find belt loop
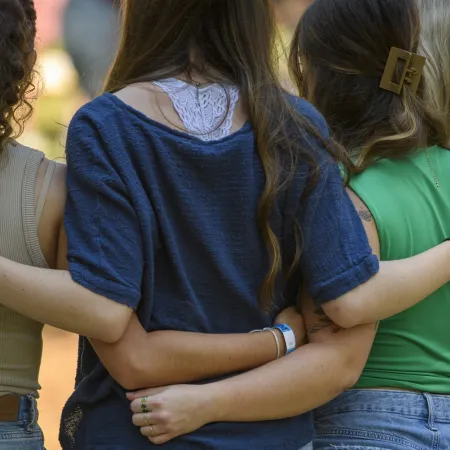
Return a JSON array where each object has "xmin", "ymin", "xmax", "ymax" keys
[
  {"xmin": 423, "ymin": 392, "xmax": 438, "ymax": 432},
  {"xmin": 26, "ymin": 394, "xmax": 39, "ymax": 431}
]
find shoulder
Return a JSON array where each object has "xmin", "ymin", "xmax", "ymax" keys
[
  {"xmin": 285, "ymin": 94, "xmax": 334, "ymax": 174},
  {"xmin": 66, "ymin": 95, "xmax": 127, "ymax": 163},
  {"xmin": 68, "ymin": 94, "xmax": 119, "ymax": 134},
  {"xmin": 346, "ymin": 187, "xmax": 380, "ymax": 257},
  {"xmin": 285, "ymin": 94, "xmax": 330, "ymax": 139},
  {"xmin": 3, "ymin": 140, "xmax": 44, "ymax": 162}
]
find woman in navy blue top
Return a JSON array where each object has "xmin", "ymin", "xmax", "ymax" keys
[{"xmin": 1, "ymin": 0, "xmax": 450, "ymax": 449}]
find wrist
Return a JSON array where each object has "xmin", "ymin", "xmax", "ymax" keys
[
  {"xmin": 272, "ymin": 328, "xmax": 287, "ymax": 355},
  {"xmin": 273, "ymin": 324, "xmax": 296, "ymax": 355},
  {"xmin": 203, "ymin": 382, "xmax": 228, "ymax": 423}
]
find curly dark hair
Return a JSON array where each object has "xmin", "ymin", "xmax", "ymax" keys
[{"xmin": 0, "ymin": 0, "xmax": 37, "ymax": 152}]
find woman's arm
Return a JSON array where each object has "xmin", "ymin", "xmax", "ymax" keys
[
  {"xmin": 0, "ymin": 249, "xmax": 298, "ymax": 386},
  {"xmin": 0, "ymin": 256, "xmax": 133, "ymax": 343},
  {"xmin": 295, "ymin": 149, "xmax": 450, "ymax": 330},
  {"xmin": 90, "ymin": 307, "xmax": 305, "ymax": 390},
  {"xmin": 203, "ymin": 299, "xmax": 376, "ymax": 421},
  {"xmin": 322, "ymin": 189, "xmax": 450, "ymax": 328},
  {"xmin": 0, "ymin": 160, "xmax": 132, "ymax": 343},
  {"xmin": 127, "ymin": 294, "xmax": 376, "ymax": 444}
]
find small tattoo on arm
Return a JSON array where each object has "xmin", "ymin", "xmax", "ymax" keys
[
  {"xmin": 358, "ymin": 209, "xmax": 373, "ymax": 222},
  {"xmin": 307, "ymin": 308, "xmax": 342, "ymax": 335}
]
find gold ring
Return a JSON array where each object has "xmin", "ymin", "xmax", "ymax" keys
[
  {"xmin": 148, "ymin": 425, "xmax": 155, "ymax": 437},
  {"xmin": 144, "ymin": 412, "xmax": 150, "ymax": 427},
  {"xmin": 140, "ymin": 396, "xmax": 149, "ymax": 414}
]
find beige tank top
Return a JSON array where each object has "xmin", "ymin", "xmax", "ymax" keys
[{"xmin": 0, "ymin": 142, "xmax": 57, "ymax": 398}]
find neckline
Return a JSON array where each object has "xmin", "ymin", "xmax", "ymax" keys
[{"xmin": 104, "ymin": 92, "xmax": 252, "ymax": 145}]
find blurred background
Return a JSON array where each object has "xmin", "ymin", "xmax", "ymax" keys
[{"xmin": 21, "ymin": 1, "xmax": 311, "ymax": 448}]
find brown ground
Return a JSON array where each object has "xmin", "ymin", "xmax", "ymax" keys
[{"xmin": 38, "ymin": 327, "xmax": 78, "ymax": 450}]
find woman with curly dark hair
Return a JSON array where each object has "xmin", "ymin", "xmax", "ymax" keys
[{"xmin": 0, "ymin": 1, "xmax": 66, "ymax": 448}]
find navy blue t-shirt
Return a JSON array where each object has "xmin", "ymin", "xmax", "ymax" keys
[{"xmin": 60, "ymin": 93, "xmax": 378, "ymax": 449}]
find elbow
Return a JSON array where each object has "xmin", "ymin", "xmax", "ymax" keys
[
  {"xmin": 93, "ymin": 324, "xmax": 127, "ymax": 345},
  {"xmin": 112, "ymin": 351, "xmax": 162, "ymax": 391},
  {"xmin": 93, "ymin": 309, "xmax": 132, "ymax": 344},
  {"xmin": 115, "ymin": 372, "xmax": 146, "ymax": 392},
  {"xmin": 109, "ymin": 355, "xmax": 147, "ymax": 391},
  {"xmin": 336, "ymin": 353, "xmax": 367, "ymax": 393},
  {"xmin": 340, "ymin": 366, "xmax": 363, "ymax": 391},
  {"xmin": 322, "ymin": 299, "xmax": 363, "ymax": 329},
  {"xmin": 328, "ymin": 364, "xmax": 364, "ymax": 398}
]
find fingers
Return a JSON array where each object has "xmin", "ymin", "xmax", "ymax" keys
[
  {"xmin": 140, "ymin": 424, "xmax": 166, "ymax": 438},
  {"xmin": 147, "ymin": 433, "xmax": 172, "ymax": 445},
  {"xmin": 130, "ymin": 395, "xmax": 159, "ymax": 413},
  {"xmin": 133, "ymin": 411, "xmax": 173, "ymax": 433},
  {"xmin": 135, "ymin": 416, "xmax": 176, "ymax": 445},
  {"xmin": 132, "ymin": 412, "xmax": 160, "ymax": 427}
]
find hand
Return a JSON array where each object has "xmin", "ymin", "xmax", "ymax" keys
[
  {"xmin": 127, "ymin": 385, "xmax": 212, "ymax": 445},
  {"xmin": 274, "ymin": 306, "xmax": 307, "ymax": 347}
]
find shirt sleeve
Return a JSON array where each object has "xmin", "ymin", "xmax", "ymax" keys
[
  {"xmin": 64, "ymin": 110, "xmax": 144, "ymax": 309},
  {"xmin": 297, "ymin": 114, "xmax": 379, "ymax": 306}
]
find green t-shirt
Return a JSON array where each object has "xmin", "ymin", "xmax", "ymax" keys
[{"xmin": 350, "ymin": 146, "xmax": 450, "ymax": 394}]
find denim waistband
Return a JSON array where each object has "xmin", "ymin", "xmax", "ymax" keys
[
  {"xmin": 315, "ymin": 389, "xmax": 450, "ymax": 423},
  {"xmin": 17, "ymin": 395, "xmax": 38, "ymax": 424}
]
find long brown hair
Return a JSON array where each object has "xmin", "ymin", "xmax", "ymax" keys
[
  {"xmin": 106, "ymin": 0, "xmax": 333, "ymax": 310},
  {"xmin": 290, "ymin": 0, "xmax": 449, "ymax": 172},
  {"xmin": 0, "ymin": 0, "xmax": 37, "ymax": 152}
]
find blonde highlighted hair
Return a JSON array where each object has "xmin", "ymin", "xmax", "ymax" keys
[
  {"xmin": 417, "ymin": 0, "xmax": 450, "ymax": 124},
  {"xmin": 290, "ymin": 0, "xmax": 449, "ymax": 172}
]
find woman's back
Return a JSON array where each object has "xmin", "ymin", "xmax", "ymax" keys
[
  {"xmin": 351, "ymin": 147, "xmax": 450, "ymax": 393},
  {"xmin": 60, "ymin": 90, "xmax": 334, "ymax": 449}
]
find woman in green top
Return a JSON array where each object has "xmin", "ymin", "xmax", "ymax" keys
[{"xmin": 290, "ymin": 0, "xmax": 450, "ymax": 448}]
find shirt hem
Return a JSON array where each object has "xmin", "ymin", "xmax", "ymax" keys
[
  {"xmin": 312, "ymin": 253, "xmax": 379, "ymax": 305},
  {"xmin": 70, "ymin": 263, "xmax": 140, "ymax": 309}
]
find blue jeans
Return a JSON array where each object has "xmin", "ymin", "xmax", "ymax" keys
[
  {"xmin": 314, "ymin": 389, "xmax": 450, "ymax": 450},
  {"xmin": 0, "ymin": 396, "xmax": 44, "ymax": 449}
]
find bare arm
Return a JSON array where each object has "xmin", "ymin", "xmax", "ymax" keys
[
  {"xmin": 202, "ymin": 296, "xmax": 375, "ymax": 422},
  {"xmin": 91, "ymin": 314, "xmax": 287, "ymax": 390},
  {"xmin": 91, "ymin": 305, "xmax": 306, "ymax": 390},
  {"xmin": 127, "ymin": 293, "xmax": 375, "ymax": 444},
  {"xmin": 0, "ymin": 162, "xmax": 132, "ymax": 344},
  {"xmin": 322, "ymin": 188, "xmax": 450, "ymax": 328},
  {"xmin": 0, "ymin": 257, "xmax": 133, "ymax": 343}
]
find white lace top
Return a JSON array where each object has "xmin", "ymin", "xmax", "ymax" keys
[{"xmin": 154, "ymin": 78, "xmax": 240, "ymax": 142}]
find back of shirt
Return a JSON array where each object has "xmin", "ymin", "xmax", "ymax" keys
[
  {"xmin": 351, "ymin": 146, "xmax": 450, "ymax": 393},
  {"xmin": 60, "ymin": 93, "xmax": 378, "ymax": 450}
]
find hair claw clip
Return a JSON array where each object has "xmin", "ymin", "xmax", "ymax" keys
[{"xmin": 380, "ymin": 47, "xmax": 426, "ymax": 95}]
